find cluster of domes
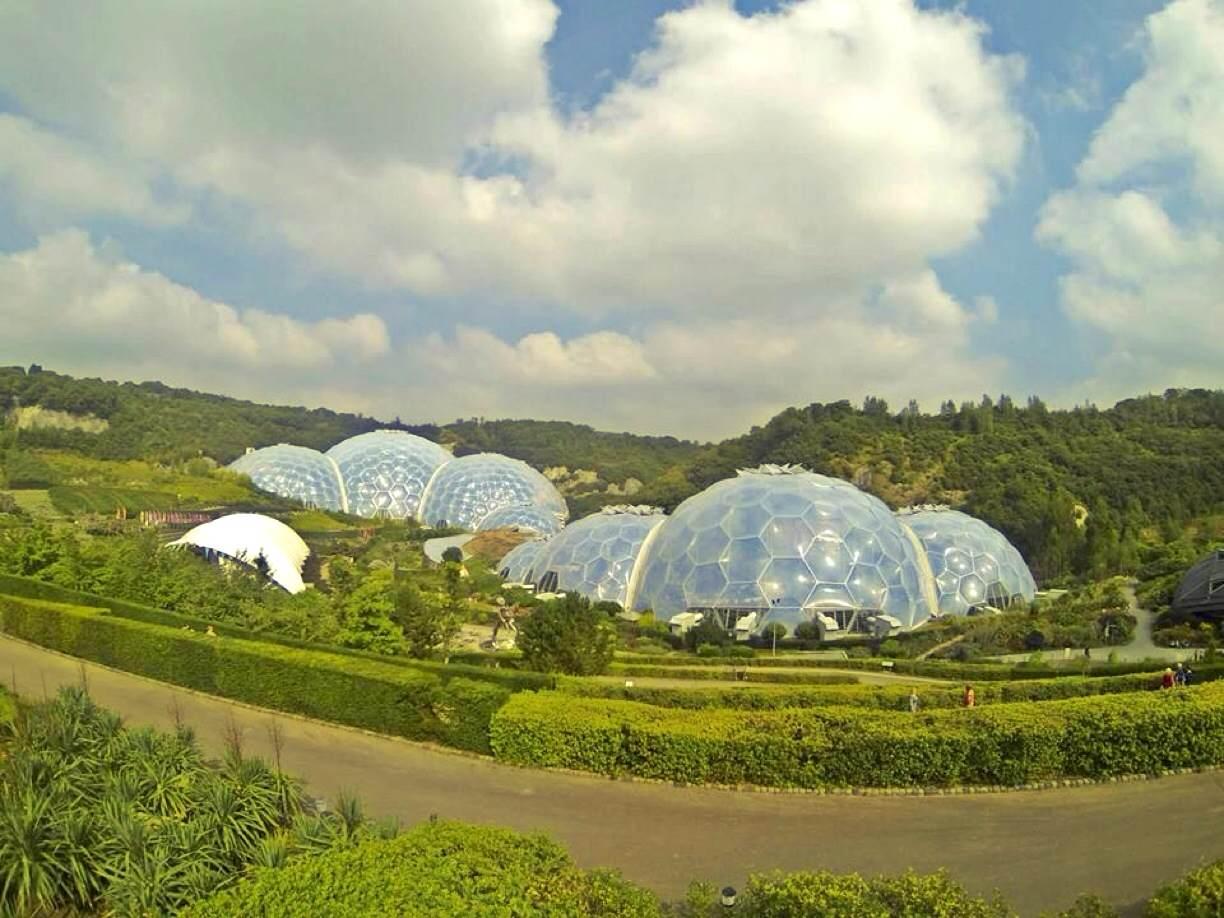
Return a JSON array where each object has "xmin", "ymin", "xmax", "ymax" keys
[
  {"xmin": 230, "ymin": 431, "xmax": 567, "ymax": 535},
  {"xmin": 504, "ymin": 467, "xmax": 1037, "ymax": 636}
]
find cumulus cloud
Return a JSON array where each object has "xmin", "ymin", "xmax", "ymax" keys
[
  {"xmin": 1038, "ymin": 0, "xmax": 1224, "ymax": 398},
  {"xmin": 0, "ymin": 115, "xmax": 186, "ymax": 225},
  {"xmin": 0, "ymin": 0, "xmax": 1027, "ymax": 435},
  {"xmin": 0, "ymin": 231, "xmax": 390, "ymax": 379}
]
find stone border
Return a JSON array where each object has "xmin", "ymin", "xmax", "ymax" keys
[{"xmin": 4, "ymin": 631, "xmax": 1220, "ymax": 798}]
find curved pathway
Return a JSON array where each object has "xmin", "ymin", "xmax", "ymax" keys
[{"xmin": 3, "ymin": 635, "xmax": 1222, "ymax": 917}]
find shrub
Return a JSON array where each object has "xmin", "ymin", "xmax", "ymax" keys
[
  {"xmin": 518, "ymin": 594, "xmax": 617, "ymax": 675},
  {"xmin": 1145, "ymin": 860, "xmax": 1224, "ymax": 917},
  {"xmin": 181, "ymin": 821, "xmax": 661, "ymax": 917},
  {"xmin": 490, "ymin": 684, "xmax": 1224, "ymax": 788},
  {"xmin": 0, "ymin": 595, "xmax": 547, "ymax": 753},
  {"xmin": 736, "ymin": 869, "xmax": 1010, "ymax": 917}
]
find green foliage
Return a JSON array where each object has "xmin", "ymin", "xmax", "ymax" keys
[
  {"xmin": 518, "ymin": 594, "xmax": 617, "ymax": 675},
  {"xmin": 440, "ymin": 545, "xmax": 463, "ymax": 563},
  {"xmin": 181, "ymin": 820, "xmax": 662, "ymax": 918},
  {"xmin": 1145, "ymin": 860, "xmax": 1224, "ymax": 917},
  {"xmin": 684, "ymin": 616, "xmax": 733, "ymax": 651},
  {"xmin": 734, "ymin": 869, "xmax": 1010, "ymax": 917},
  {"xmin": 0, "ymin": 687, "xmax": 305, "ymax": 917},
  {"xmin": 560, "ymin": 671, "xmax": 1182, "ymax": 711},
  {"xmin": 1054, "ymin": 894, "xmax": 1119, "ymax": 917},
  {"xmin": 490, "ymin": 683, "xmax": 1224, "ymax": 788},
  {"xmin": 0, "ymin": 593, "xmax": 549, "ymax": 753}
]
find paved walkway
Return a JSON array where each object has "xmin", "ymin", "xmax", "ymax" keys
[{"xmin": 3, "ymin": 635, "xmax": 1222, "ymax": 917}]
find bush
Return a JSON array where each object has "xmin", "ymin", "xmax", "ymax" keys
[
  {"xmin": 181, "ymin": 821, "xmax": 661, "ymax": 917},
  {"xmin": 736, "ymin": 869, "xmax": 1009, "ymax": 917},
  {"xmin": 0, "ymin": 595, "xmax": 548, "ymax": 753},
  {"xmin": 518, "ymin": 594, "xmax": 617, "ymax": 675},
  {"xmin": 490, "ymin": 684, "xmax": 1224, "ymax": 788},
  {"xmin": 559, "ymin": 672, "xmax": 1170, "ymax": 711},
  {"xmin": 1145, "ymin": 860, "xmax": 1224, "ymax": 917}
]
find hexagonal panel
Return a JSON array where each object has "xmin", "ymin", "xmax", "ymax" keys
[
  {"xmin": 725, "ymin": 537, "xmax": 771, "ymax": 583},
  {"xmin": 420, "ymin": 453, "xmax": 567, "ymax": 533},
  {"xmin": 230, "ymin": 444, "xmax": 345, "ymax": 512}
]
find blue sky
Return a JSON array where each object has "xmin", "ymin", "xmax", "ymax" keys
[{"xmin": 0, "ymin": 0, "xmax": 1219, "ymax": 438}]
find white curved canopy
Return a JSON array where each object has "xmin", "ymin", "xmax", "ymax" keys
[{"xmin": 169, "ymin": 514, "xmax": 310, "ymax": 593}]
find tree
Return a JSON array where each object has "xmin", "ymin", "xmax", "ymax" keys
[
  {"xmin": 684, "ymin": 616, "xmax": 731, "ymax": 651},
  {"xmin": 441, "ymin": 546, "xmax": 463, "ymax": 564},
  {"xmin": 389, "ymin": 580, "xmax": 460, "ymax": 660},
  {"xmin": 337, "ymin": 569, "xmax": 404, "ymax": 654},
  {"xmin": 517, "ymin": 594, "xmax": 616, "ymax": 675}
]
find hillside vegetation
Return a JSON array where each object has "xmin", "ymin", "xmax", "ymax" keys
[{"xmin": 3, "ymin": 365, "xmax": 1224, "ymax": 583}]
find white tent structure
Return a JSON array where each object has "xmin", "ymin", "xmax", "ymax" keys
[{"xmin": 169, "ymin": 514, "xmax": 310, "ymax": 593}]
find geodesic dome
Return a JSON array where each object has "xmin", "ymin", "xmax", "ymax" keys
[
  {"xmin": 532, "ymin": 506, "xmax": 667, "ymax": 606},
  {"xmin": 479, "ymin": 503, "xmax": 565, "ymax": 536},
  {"xmin": 499, "ymin": 539, "xmax": 549, "ymax": 583},
  {"xmin": 326, "ymin": 430, "xmax": 450, "ymax": 520},
  {"xmin": 168, "ymin": 513, "xmax": 311, "ymax": 593},
  {"xmin": 1172, "ymin": 548, "xmax": 1224, "ymax": 617},
  {"xmin": 630, "ymin": 466, "xmax": 936, "ymax": 633},
  {"xmin": 229, "ymin": 445, "xmax": 346, "ymax": 512},
  {"xmin": 419, "ymin": 453, "xmax": 567, "ymax": 532},
  {"xmin": 897, "ymin": 508, "xmax": 1037, "ymax": 616}
]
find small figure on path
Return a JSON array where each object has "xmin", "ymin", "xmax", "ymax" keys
[
  {"xmin": 1161, "ymin": 667, "xmax": 1175, "ymax": 689},
  {"xmin": 1183, "ymin": 666, "xmax": 1194, "ymax": 686},
  {"xmin": 909, "ymin": 689, "xmax": 920, "ymax": 713},
  {"xmin": 962, "ymin": 684, "xmax": 975, "ymax": 708},
  {"xmin": 1083, "ymin": 646, "xmax": 1091, "ymax": 660},
  {"xmin": 1174, "ymin": 663, "xmax": 1186, "ymax": 687}
]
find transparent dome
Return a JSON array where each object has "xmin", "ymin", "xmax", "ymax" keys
[
  {"xmin": 229, "ymin": 445, "xmax": 346, "ymax": 512},
  {"xmin": 499, "ymin": 539, "xmax": 549, "ymax": 583},
  {"xmin": 326, "ymin": 430, "xmax": 451, "ymax": 520},
  {"xmin": 479, "ymin": 503, "xmax": 565, "ymax": 536},
  {"xmin": 898, "ymin": 508, "xmax": 1037, "ymax": 616},
  {"xmin": 532, "ymin": 507, "xmax": 667, "ymax": 606},
  {"xmin": 630, "ymin": 466, "xmax": 935, "ymax": 633},
  {"xmin": 419, "ymin": 453, "xmax": 568, "ymax": 532}
]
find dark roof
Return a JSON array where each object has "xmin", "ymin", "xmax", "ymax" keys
[{"xmin": 1172, "ymin": 549, "xmax": 1224, "ymax": 616}]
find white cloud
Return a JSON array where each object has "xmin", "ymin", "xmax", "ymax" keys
[
  {"xmin": 0, "ymin": 231, "xmax": 390, "ymax": 378},
  {"xmin": 0, "ymin": 0, "xmax": 1027, "ymax": 435},
  {"xmin": 0, "ymin": 115, "xmax": 186, "ymax": 225},
  {"xmin": 1038, "ymin": 0, "xmax": 1224, "ymax": 397}
]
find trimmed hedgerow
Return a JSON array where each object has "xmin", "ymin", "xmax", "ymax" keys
[
  {"xmin": 490, "ymin": 685, "xmax": 1224, "ymax": 787},
  {"xmin": 737, "ymin": 868, "xmax": 1011, "ymax": 917},
  {"xmin": 181, "ymin": 821, "xmax": 661, "ymax": 918},
  {"xmin": 0, "ymin": 595, "xmax": 541, "ymax": 753},
  {"xmin": 608, "ymin": 663, "xmax": 860, "ymax": 685},
  {"xmin": 0, "ymin": 574, "xmax": 551, "ymax": 692},
  {"xmin": 559, "ymin": 673, "xmax": 1168, "ymax": 711},
  {"xmin": 611, "ymin": 651, "xmax": 1217, "ymax": 682},
  {"xmin": 1145, "ymin": 860, "xmax": 1224, "ymax": 918}
]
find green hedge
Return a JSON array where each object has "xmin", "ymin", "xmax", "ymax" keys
[
  {"xmin": 181, "ymin": 821, "xmax": 661, "ymax": 918},
  {"xmin": 608, "ymin": 663, "xmax": 861, "ymax": 685},
  {"xmin": 1145, "ymin": 860, "xmax": 1224, "ymax": 918},
  {"xmin": 0, "ymin": 574, "xmax": 549, "ymax": 693},
  {"xmin": 736, "ymin": 869, "xmax": 1010, "ymax": 917},
  {"xmin": 490, "ymin": 685, "xmax": 1224, "ymax": 787},
  {"xmin": 612, "ymin": 651, "xmax": 1204, "ymax": 681},
  {"xmin": 0, "ymin": 595, "xmax": 536, "ymax": 753},
  {"xmin": 559, "ymin": 672, "xmax": 1168, "ymax": 711}
]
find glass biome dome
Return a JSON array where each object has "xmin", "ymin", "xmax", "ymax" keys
[
  {"xmin": 499, "ymin": 538, "xmax": 549, "ymax": 583},
  {"xmin": 630, "ymin": 466, "xmax": 935, "ymax": 633},
  {"xmin": 419, "ymin": 453, "xmax": 568, "ymax": 532},
  {"xmin": 326, "ymin": 431, "xmax": 451, "ymax": 520},
  {"xmin": 479, "ymin": 503, "xmax": 565, "ymax": 536},
  {"xmin": 897, "ymin": 508, "xmax": 1037, "ymax": 616},
  {"xmin": 532, "ymin": 506, "xmax": 667, "ymax": 606},
  {"xmin": 229, "ymin": 445, "xmax": 346, "ymax": 512}
]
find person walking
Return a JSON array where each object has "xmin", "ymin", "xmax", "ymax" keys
[
  {"xmin": 1174, "ymin": 663, "xmax": 1186, "ymax": 687},
  {"xmin": 1161, "ymin": 667, "xmax": 1175, "ymax": 689},
  {"xmin": 962, "ymin": 684, "xmax": 975, "ymax": 708},
  {"xmin": 1183, "ymin": 666, "xmax": 1194, "ymax": 686},
  {"xmin": 909, "ymin": 689, "xmax": 920, "ymax": 713}
]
